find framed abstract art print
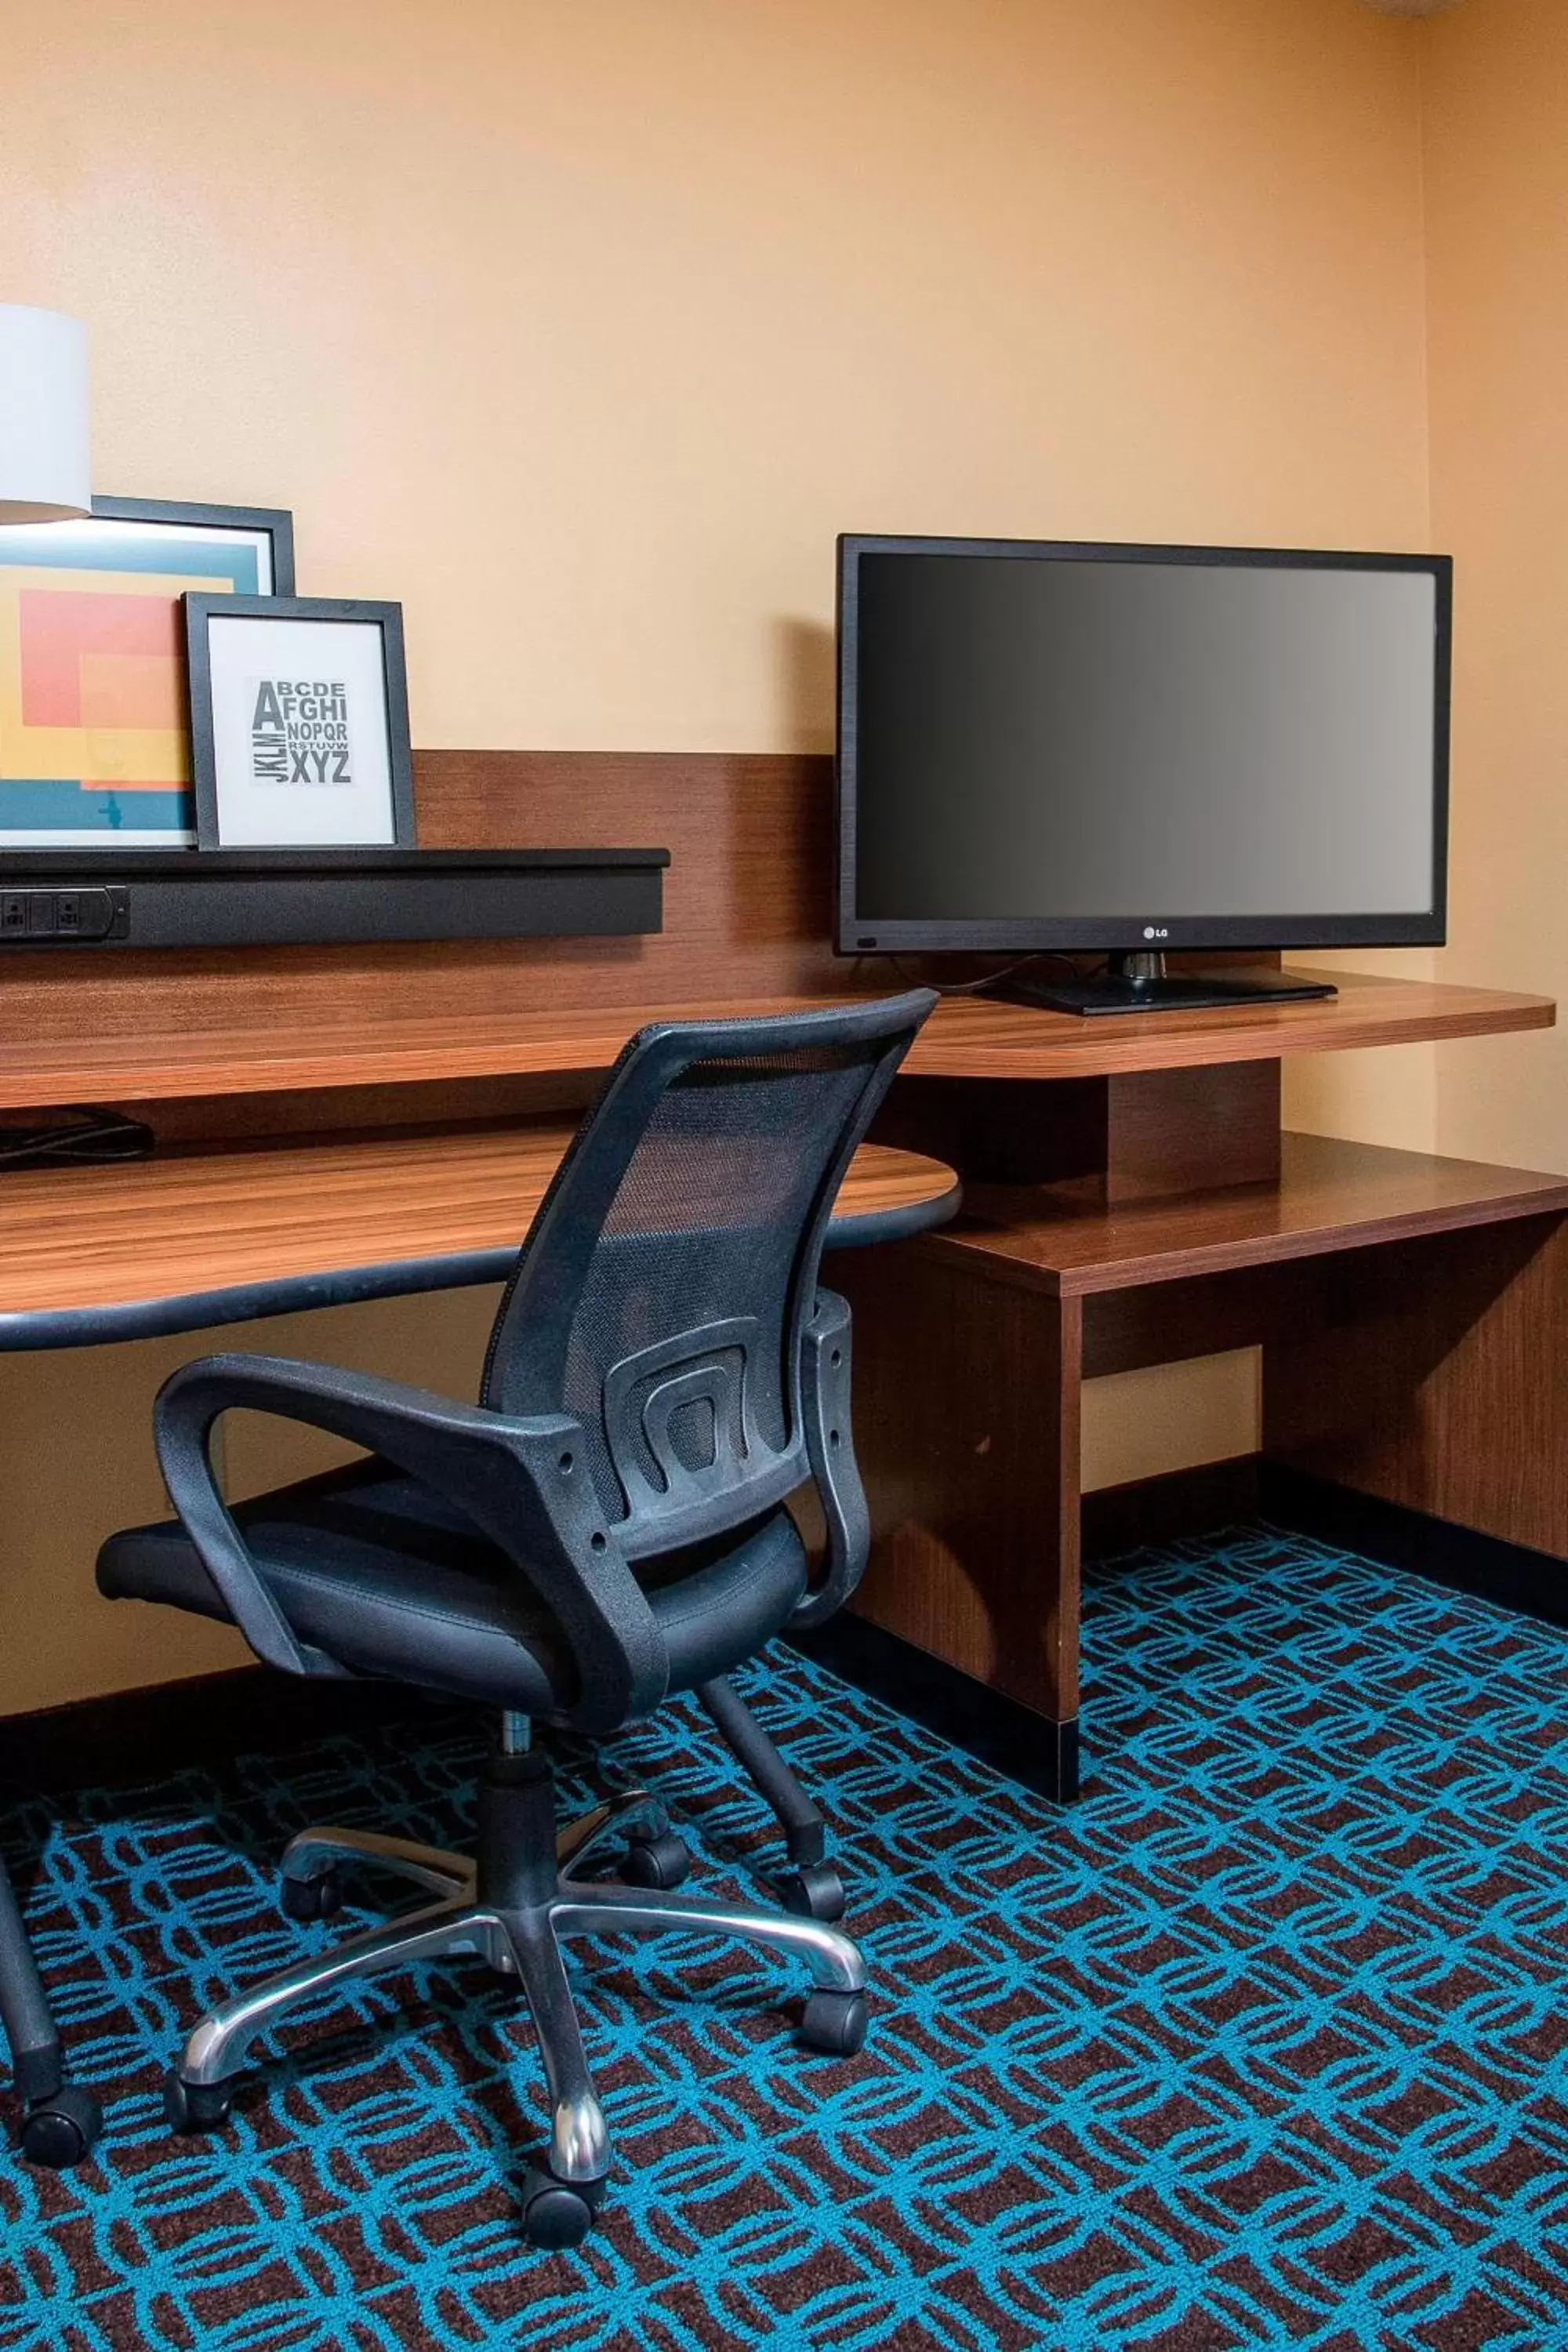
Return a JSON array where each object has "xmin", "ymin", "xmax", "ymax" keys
[{"xmin": 0, "ymin": 497, "xmax": 294, "ymax": 850}]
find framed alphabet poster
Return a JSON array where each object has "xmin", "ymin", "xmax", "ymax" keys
[
  {"xmin": 0, "ymin": 498, "xmax": 293, "ymax": 848},
  {"xmin": 183, "ymin": 594, "xmax": 415, "ymax": 849}
]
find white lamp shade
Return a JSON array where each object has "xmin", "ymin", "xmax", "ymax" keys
[{"xmin": 0, "ymin": 305, "xmax": 90, "ymax": 522}]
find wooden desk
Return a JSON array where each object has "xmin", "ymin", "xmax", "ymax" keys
[
  {"xmin": 908, "ymin": 967, "xmax": 1555, "ymax": 1079},
  {"xmin": 0, "ymin": 953, "xmax": 1553, "ymax": 1807},
  {"xmin": 0, "ymin": 1126, "xmax": 958, "ymax": 1348},
  {"xmin": 0, "ymin": 967, "xmax": 1546, "ymax": 1110},
  {"xmin": 815, "ymin": 984, "xmax": 1568, "ymax": 1804},
  {"xmin": 0, "ymin": 734, "xmax": 1555, "ymax": 1807},
  {"xmin": 935, "ymin": 1131, "xmax": 1568, "ymax": 1295}
]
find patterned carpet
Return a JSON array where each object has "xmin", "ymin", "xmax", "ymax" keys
[{"xmin": 2, "ymin": 1523, "xmax": 1567, "ymax": 2350}]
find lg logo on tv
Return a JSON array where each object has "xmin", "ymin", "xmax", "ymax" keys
[{"xmin": 1142, "ymin": 925, "xmax": 1170, "ymax": 940}]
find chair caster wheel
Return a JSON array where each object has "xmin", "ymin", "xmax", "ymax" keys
[
  {"xmin": 281, "ymin": 1867, "xmax": 343, "ymax": 1922},
  {"xmin": 621, "ymin": 1831, "xmax": 691, "ymax": 1891},
  {"xmin": 799, "ymin": 1988, "xmax": 869, "ymax": 2057},
  {"xmin": 18, "ymin": 2084, "xmax": 102, "ymax": 2168},
  {"xmin": 521, "ymin": 2162, "xmax": 604, "ymax": 2250},
  {"xmin": 163, "ymin": 2071, "xmax": 234, "ymax": 2134},
  {"xmin": 774, "ymin": 1863, "xmax": 846, "ymax": 1922}
]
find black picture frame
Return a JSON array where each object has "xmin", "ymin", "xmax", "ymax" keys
[
  {"xmin": 183, "ymin": 594, "xmax": 416, "ymax": 851},
  {"xmin": 90, "ymin": 495, "xmax": 296, "ymax": 596}
]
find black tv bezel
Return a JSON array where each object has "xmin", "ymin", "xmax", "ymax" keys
[{"xmin": 834, "ymin": 533, "xmax": 1452, "ymax": 959}]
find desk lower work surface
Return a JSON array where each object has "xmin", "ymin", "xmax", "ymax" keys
[{"xmin": 0, "ymin": 1123, "xmax": 960, "ymax": 1349}]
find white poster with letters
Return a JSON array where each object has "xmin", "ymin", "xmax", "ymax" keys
[{"xmin": 205, "ymin": 612, "xmax": 399, "ymax": 846}]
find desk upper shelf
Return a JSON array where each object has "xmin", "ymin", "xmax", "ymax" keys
[
  {"xmin": 0, "ymin": 967, "xmax": 1550, "ymax": 1109},
  {"xmin": 902, "ymin": 969, "xmax": 1555, "ymax": 1079}
]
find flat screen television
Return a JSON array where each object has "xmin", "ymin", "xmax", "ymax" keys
[{"xmin": 836, "ymin": 535, "xmax": 1451, "ymax": 1014}]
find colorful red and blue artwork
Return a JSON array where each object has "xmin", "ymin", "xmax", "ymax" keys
[{"xmin": 0, "ymin": 516, "xmax": 277, "ymax": 845}]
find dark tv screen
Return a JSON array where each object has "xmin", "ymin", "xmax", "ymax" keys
[{"xmin": 839, "ymin": 540, "xmax": 1449, "ymax": 952}]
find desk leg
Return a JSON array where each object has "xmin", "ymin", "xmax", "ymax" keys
[
  {"xmin": 827, "ymin": 1244, "xmax": 1083, "ymax": 1801},
  {"xmin": 1265, "ymin": 1213, "xmax": 1568, "ymax": 1557}
]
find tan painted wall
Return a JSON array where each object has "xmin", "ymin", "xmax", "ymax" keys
[
  {"xmin": 0, "ymin": 0, "xmax": 1434, "ymax": 1707},
  {"xmin": 1423, "ymin": 0, "xmax": 1568, "ymax": 1176}
]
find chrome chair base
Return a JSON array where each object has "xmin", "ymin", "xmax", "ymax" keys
[{"xmin": 167, "ymin": 1787, "xmax": 866, "ymax": 2227}]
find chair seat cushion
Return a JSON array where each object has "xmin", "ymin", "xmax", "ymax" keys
[{"xmin": 96, "ymin": 1457, "xmax": 809, "ymax": 1717}]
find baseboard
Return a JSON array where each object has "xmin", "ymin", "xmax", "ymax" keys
[
  {"xmin": 0, "ymin": 1666, "xmax": 419, "ymax": 1798},
  {"xmin": 1256, "ymin": 1463, "xmax": 1568, "ymax": 1631},
  {"xmin": 1082, "ymin": 1454, "xmax": 1262, "ymax": 1559},
  {"xmin": 788, "ymin": 1612, "xmax": 1080, "ymax": 1802},
  {"xmin": 1084, "ymin": 1451, "xmax": 1568, "ymax": 1631}
]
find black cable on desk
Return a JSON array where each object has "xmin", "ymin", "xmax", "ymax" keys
[{"xmin": 0, "ymin": 1108, "xmax": 154, "ymax": 1171}]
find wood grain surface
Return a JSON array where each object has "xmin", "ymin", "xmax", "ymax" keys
[
  {"xmin": 868, "ymin": 1062, "xmax": 1282, "ymax": 1197},
  {"xmin": 0, "ymin": 744, "xmax": 1543, "ymax": 1105},
  {"xmin": 0, "ymin": 750, "xmax": 841, "ymax": 1053},
  {"xmin": 831, "ymin": 1243, "xmax": 1084, "ymax": 1721},
  {"xmin": 1265, "ymin": 1214, "xmax": 1568, "ymax": 1561},
  {"xmin": 898, "ymin": 968, "xmax": 1555, "ymax": 1080},
  {"xmin": 0, "ymin": 1126, "xmax": 956, "ymax": 1322},
  {"xmin": 923, "ymin": 1131, "xmax": 1568, "ymax": 1298},
  {"xmin": 0, "ymin": 971, "xmax": 1548, "ymax": 1114}
]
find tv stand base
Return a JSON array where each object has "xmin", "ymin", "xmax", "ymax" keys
[{"xmin": 998, "ymin": 952, "xmax": 1337, "ymax": 1017}]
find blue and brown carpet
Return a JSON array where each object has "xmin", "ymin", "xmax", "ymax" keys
[{"xmin": 2, "ymin": 1523, "xmax": 1566, "ymax": 2350}]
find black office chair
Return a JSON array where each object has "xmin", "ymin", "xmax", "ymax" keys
[
  {"xmin": 0, "ymin": 1861, "xmax": 102, "ymax": 2166},
  {"xmin": 96, "ymin": 990, "xmax": 935, "ymax": 2245}
]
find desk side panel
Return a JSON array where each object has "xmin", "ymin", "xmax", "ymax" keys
[
  {"xmin": 1265, "ymin": 1213, "xmax": 1568, "ymax": 1560},
  {"xmin": 833, "ymin": 1241, "xmax": 1083, "ymax": 1724}
]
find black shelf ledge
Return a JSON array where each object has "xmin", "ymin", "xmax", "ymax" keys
[{"xmin": 0, "ymin": 848, "xmax": 670, "ymax": 951}]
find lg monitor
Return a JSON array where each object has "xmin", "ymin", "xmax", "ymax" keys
[{"xmin": 836, "ymin": 535, "xmax": 1450, "ymax": 1014}]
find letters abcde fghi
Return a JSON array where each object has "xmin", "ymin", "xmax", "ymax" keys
[{"xmin": 249, "ymin": 679, "xmax": 354, "ymax": 787}]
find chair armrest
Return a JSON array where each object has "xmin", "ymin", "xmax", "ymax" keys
[
  {"xmin": 153, "ymin": 1352, "xmax": 669, "ymax": 1733},
  {"xmin": 788, "ymin": 1290, "xmax": 869, "ymax": 1632}
]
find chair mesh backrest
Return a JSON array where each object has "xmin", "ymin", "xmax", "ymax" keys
[{"xmin": 479, "ymin": 996, "xmax": 933, "ymax": 1552}]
